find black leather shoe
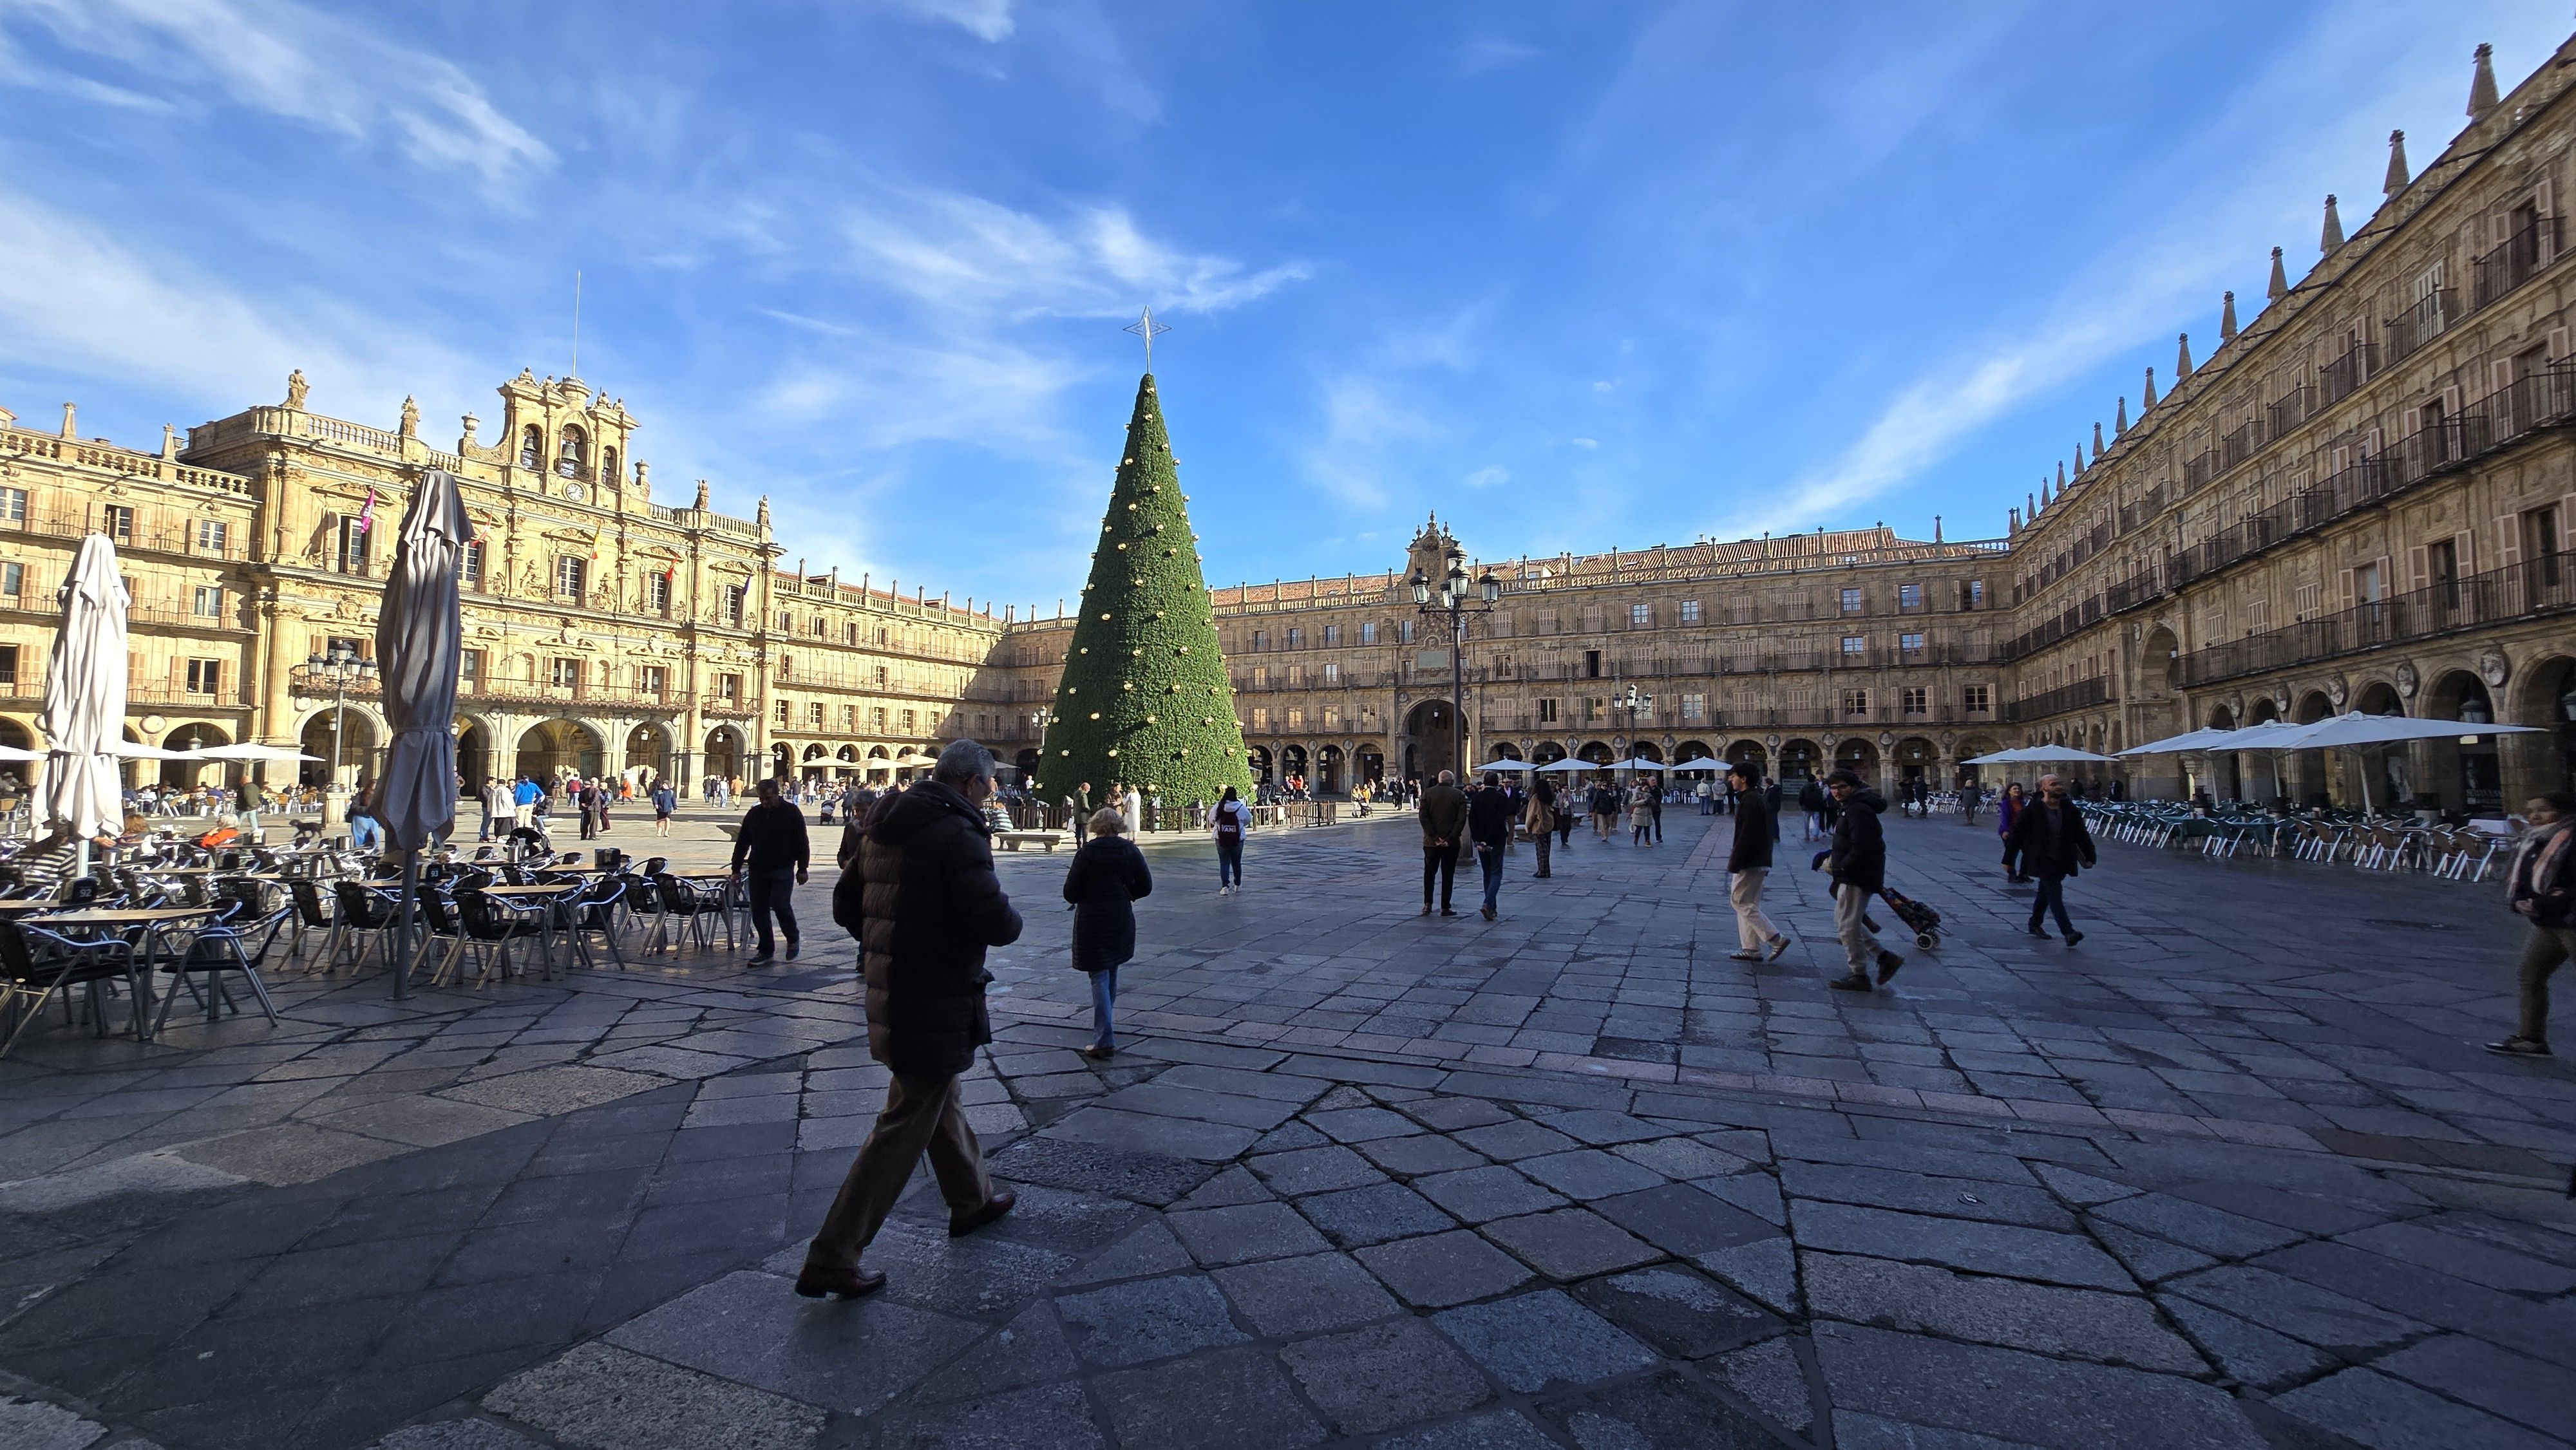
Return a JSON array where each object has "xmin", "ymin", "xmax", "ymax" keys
[
  {"xmin": 951, "ymin": 1188, "xmax": 1016, "ymax": 1237},
  {"xmin": 1875, "ymin": 951, "xmax": 1904, "ymax": 984},
  {"xmin": 784, "ymin": 939, "xmax": 801, "ymax": 960},
  {"xmin": 793, "ymin": 1263, "xmax": 886, "ymax": 1299}
]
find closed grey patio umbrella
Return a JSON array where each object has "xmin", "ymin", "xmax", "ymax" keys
[
  {"xmin": 374, "ymin": 469, "xmax": 476, "ymax": 998},
  {"xmin": 39, "ymin": 534, "xmax": 130, "ymax": 872}
]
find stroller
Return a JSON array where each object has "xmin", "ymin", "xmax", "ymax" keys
[{"xmin": 1879, "ymin": 886, "xmax": 1943, "ymax": 950}]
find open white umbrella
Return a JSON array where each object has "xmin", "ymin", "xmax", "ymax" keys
[
  {"xmin": 1611, "ymin": 757, "xmax": 1669, "ymax": 771},
  {"xmin": 39, "ymin": 535, "xmax": 129, "ymax": 863},
  {"xmin": 2263, "ymin": 711, "xmax": 2542, "ymax": 751},
  {"xmin": 1962, "ymin": 745, "xmax": 2119, "ymax": 766},
  {"xmin": 0, "ymin": 745, "xmax": 46, "ymax": 764},
  {"xmin": 374, "ymin": 470, "xmax": 475, "ymax": 998},
  {"xmin": 1473, "ymin": 758, "xmax": 1539, "ymax": 772},
  {"xmin": 1537, "ymin": 757, "xmax": 1606, "ymax": 773},
  {"xmin": 2117, "ymin": 721, "xmax": 2309, "ymax": 757},
  {"xmin": 111, "ymin": 742, "xmax": 195, "ymax": 761},
  {"xmin": 185, "ymin": 743, "xmax": 323, "ymax": 763},
  {"xmin": 1667, "ymin": 758, "xmax": 1724, "ymax": 772}
]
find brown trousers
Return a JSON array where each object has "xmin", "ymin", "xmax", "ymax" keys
[{"xmin": 803, "ymin": 1070, "xmax": 994, "ymax": 1270}]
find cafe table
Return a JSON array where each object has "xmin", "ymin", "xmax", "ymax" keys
[{"xmin": 30, "ymin": 905, "xmax": 218, "ymax": 1042}]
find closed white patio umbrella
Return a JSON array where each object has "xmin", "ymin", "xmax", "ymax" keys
[
  {"xmin": 374, "ymin": 470, "xmax": 476, "ymax": 999},
  {"xmin": 39, "ymin": 535, "xmax": 129, "ymax": 865}
]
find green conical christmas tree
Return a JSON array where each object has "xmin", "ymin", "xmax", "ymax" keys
[{"xmin": 1034, "ymin": 374, "xmax": 1252, "ymax": 808}]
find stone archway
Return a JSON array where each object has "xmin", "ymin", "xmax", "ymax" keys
[
  {"xmin": 1893, "ymin": 736, "xmax": 1937, "ymax": 784},
  {"xmin": 1248, "ymin": 745, "xmax": 1274, "ymax": 784},
  {"xmin": 301, "ymin": 708, "xmax": 381, "ymax": 787},
  {"xmin": 1779, "ymin": 738, "xmax": 1821, "ymax": 781},
  {"xmin": 1403, "ymin": 699, "xmax": 1458, "ymax": 784},
  {"xmin": 2512, "ymin": 654, "xmax": 2576, "ymax": 795},
  {"xmin": 1355, "ymin": 746, "xmax": 1384, "ymax": 785},
  {"xmin": 516, "ymin": 719, "xmax": 604, "ymax": 782},
  {"xmin": 624, "ymin": 723, "xmax": 672, "ymax": 784},
  {"xmin": 2424, "ymin": 669, "xmax": 2503, "ymax": 813},
  {"xmin": 1532, "ymin": 741, "xmax": 1568, "ymax": 765},
  {"xmin": 457, "ymin": 717, "xmax": 495, "ymax": 790},
  {"xmin": 1835, "ymin": 737, "xmax": 1880, "ymax": 781},
  {"xmin": 1318, "ymin": 744, "xmax": 1345, "ymax": 795},
  {"xmin": 2136, "ymin": 624, "xmax": 2183, "ymax": 742},
  {"xmin": 159, "ymin": 721, "xmax": 231, "ymax": 789},
  {"xmin": 703, "ymin": 726, "xmax": 744, "ymax": 784}
]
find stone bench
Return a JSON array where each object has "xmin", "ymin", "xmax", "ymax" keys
[{"xmin": 995, "ymin": 831, "xmax": 1070, "ymax": 852}]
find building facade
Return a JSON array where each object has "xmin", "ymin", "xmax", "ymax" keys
[{"xmin": 3, "ymin": 40, "xmax": 2571, "ymax": 814}]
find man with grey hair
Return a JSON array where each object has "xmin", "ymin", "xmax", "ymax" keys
[
  {"xmin": 1418, "ymin": 768, "xmax": 1467, "ymax": 917},
  {"xmin": 800, "ymin": 738, "xmax": 1023, "ymax": 1299}
]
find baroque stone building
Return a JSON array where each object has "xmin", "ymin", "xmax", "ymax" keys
[{"xmin": 3, "ymin": 39, "xmax": 2571, "ymax": 816}]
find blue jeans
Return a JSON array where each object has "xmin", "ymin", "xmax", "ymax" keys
[
  {"xmin": 2030, "ymin": 874, "xmax": 2075, "ymax": 936},
  {"xmin": 1217, "ymin": 836, "xmax": 1243, "ymax": 888},
  {"xmin": 1477, "ymin": 843, "xmax": 1503, "ymax": 910},
  {"xmin": 349, "ymin": 816, "xmax": 381, "ymax": 852},
  {"xmin": 1089, "ymin": 965, "xmax": 1118, "ymax": 1050}
]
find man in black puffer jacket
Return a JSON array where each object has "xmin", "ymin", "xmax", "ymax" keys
[
  {"xmin": 1817, "ymin": 769, "xmax": 1902, "ymax": 992},
  {"xmin": 1725, "ymin": 764, "xmax": 1790, "ymax": 963},
  {"xmin": 797, "ymin": 740, "xmax": 1023, "ymax": 1300}
]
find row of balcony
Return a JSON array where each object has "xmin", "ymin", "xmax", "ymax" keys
[
  {"xmin": 2175, "ymin": 548, "xmax": 2576, "ymax": 688},
  {"xmin": 2005, "ymin": 360, "xmax": 2576, "ymax": 668}
]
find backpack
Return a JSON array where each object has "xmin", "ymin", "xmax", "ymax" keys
[{"xmin": 1215, "ymin": 802, "xmax": 1244, "ymax": 842}]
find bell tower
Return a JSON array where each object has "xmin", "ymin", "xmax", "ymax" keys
[{"xmin": 495, "ymin": 371, "xmax": 638, "ymax": 503}]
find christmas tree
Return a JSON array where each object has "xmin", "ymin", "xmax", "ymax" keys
[{"xmin": 1034, "ymin": 373, "xmax": 1252, "ymax": 809}]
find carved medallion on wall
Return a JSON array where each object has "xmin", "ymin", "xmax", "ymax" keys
[
  {"xmin": 2478, "ymin": 651, "xmax": 2510, "ymax": 688},
  {"xmin": 2394, "ymin": 662, "xmax": 2420, "ymax": 699}
]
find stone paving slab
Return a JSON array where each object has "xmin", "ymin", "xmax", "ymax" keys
[{"xmin": 0, "ymin": 809, "xmax": 2570, "ymax": 1446}]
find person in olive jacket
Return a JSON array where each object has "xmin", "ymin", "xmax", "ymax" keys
[
  {"xmin": 798, "ymin": 740, "xmax": 1023, "ymax": 1301},
  {"xmin": 1063, "ymin": 805, "xmax": 1152, "ymax": 1059}
]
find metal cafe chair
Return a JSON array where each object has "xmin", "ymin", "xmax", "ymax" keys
[
  {"xmin": 149, "ymin": 899, "xmax": 290, "ymax": 1035},
  {"xmin": 0, "ymin": 918, "xmax": 146, "ymax": 1055}
]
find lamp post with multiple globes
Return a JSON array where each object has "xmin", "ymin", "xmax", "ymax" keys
[{"xmin": 1408, "ymin": 561, "xmax": 1502, "ymax": 783}]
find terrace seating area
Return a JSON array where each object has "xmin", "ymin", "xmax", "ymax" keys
[{"xmin": 2078, "ymin": 800, "xmax": 2518, "ymax": 882}]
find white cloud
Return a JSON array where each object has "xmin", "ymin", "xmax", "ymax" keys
[
  {"xmin": 1569, "ymin": 437, "xmax": 1599, "ymax": 449},
  {"xmin": 0, "ymin": 0, "xmax": 553, "ymax": 187},
  {"xmin": 1591, "ymin": 379, "xmax": 1615, "ymax": 393},
  {"xmin": 1463, "ymin": 465, "xmax": 1509, "ymax": 489},
  {"xmin": 877, "ymin": 0, "xmax": 1016, "ymax": 42},
  {"xmin": 0, "ymin": 181, "xmax": 478, "ymax": 427},
  {"xmin": 839, "ymin": 185, "xmax": 1309, "ymax": 319}
]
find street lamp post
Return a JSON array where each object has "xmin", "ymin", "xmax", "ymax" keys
[
  {"xmin": 1618, "ymin": 683, "xmax": 1654, "ymax": 763},
  {"xmin": 1409, "ymin": 562, "xmax": 1502, "ymax": 782},
  {"xmin": 296, "ymin": 643, "xmax": 377, "ymax": 822}
]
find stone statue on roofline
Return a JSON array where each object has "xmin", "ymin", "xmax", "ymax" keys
[{"xmin": 284, "ymin": 370, "xmax": 309, "ymax": 409}]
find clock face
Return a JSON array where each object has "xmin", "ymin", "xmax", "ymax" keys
[{"xmin": 564, "ymin": 482, "xmax": 586, "ymax": 504}]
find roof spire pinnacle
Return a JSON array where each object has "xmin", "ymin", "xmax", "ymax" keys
[
  {"xmin": 2267, "ymin": 246, "xmax": 2289, "ymax": 303},
  {"xmin": 2116, "ymin": 396, "xmax": 2128, "ymax": 434},
  {"xmin": 2468, "ymin": 42, "xmax": 2500, "ymax": 123},
  {"xmin": 2320, "ymin": 194, "xmax": 2345, "ymax": 254},
  {"xmin": 2092, "ymin": 420, "xmax": 2106, "ymax": 458},
  {"xmin": 2221, "ymin": 290, "xmax": 2239, "ymax": 341},
  {"xmin": 2143, "ymin": 366, "xmax": 2157, "ymax": 408},
  {"xmin": 2176, "ymin": 331, "xmax": 2194, "ymax": 378},
  {"xmin": 2384, "ymin": 129, "xmax": 2411, "ymax": 196}
]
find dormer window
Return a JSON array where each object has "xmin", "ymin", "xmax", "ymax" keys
[{"xmin": 519, "ymin": 426, "xmax": 542, "ymax": 468}]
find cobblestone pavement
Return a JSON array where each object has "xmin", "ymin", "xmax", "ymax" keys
[{"xmin": 0, "ymin": 806, "xmax": 2571, "ymax": 1449}]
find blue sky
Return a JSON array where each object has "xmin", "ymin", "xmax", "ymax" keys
[{"xmin": 0, "ymin": 2, "xmax": 2568, "ymax": 614}]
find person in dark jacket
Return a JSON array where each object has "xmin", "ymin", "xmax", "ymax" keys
[
  {"xmin": 2491, "ymin": 790, "xmax": 2576, "ymax": 1057},
  {"xmin": 730, "ymin": 778, "xmax": 811, "ymax": 964},
  {"xmin": 2002, "ymin": 773, "xmax": 2098, "ymax": 945},
  {"xmin": 1764, "ymin": 777, "xmax": 1783, "ymax": 842},
  {"xmin": 1527, "ymin": 778, "xmax": 1558, "ymax": 878},
  {"xmin": 1995, "ymin": 782, "xmax": 2027, "ymax": 879},
  {"xmin": 1815, "ymin": 770, "xmax": 1902, "ymax": 991},
  {"xmin": 799, "ymin": 740, "xmax": 1022, "ymax": 1300},
  {"xmin": 1064, "ymin": 805, "xmax": 1151, "ymax": 1059},
  {"xmin": 1418, "ymin": 769, "xmax": 1467, "ymax": 916},
  {"xmin": 1726, "ymin": 764, "xmax": 1791, "ymax": 962},
  {"xmin": 1798, "ymin": 777, "xmax": 1828, "ymax": 841},
  {"xmin": 836, "ymin": 784, "xmax": 882, "ymax": 868},
  {"xmin": 1466, "ymin": 774, "xmax": 1513, "ymax": 920}
]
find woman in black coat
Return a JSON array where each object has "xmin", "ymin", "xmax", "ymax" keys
[{"xmin": 1063, "ymin": 806, "xmax": 1151, "ymax": 1059}]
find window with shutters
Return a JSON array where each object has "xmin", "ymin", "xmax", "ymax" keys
[
  {"xmin": 185, "ymin": 659, "xmax": 222, "ymax": 695},
  {"xmin": 1629, "ymin": 603, "xmax": 1652, "ymax": 626},
  {"xmin": 1321, "ymin": 624, "xmax": 1339, "ymax": 645},
  {"xmin": 0, "ymin": 563, "xmax": 18, "ymax": 600},
  {"xmin": 901, "ymin": 709, "xmax": 917, "ymax": 732},
  {"xmin": 1251, "ymin": 706, "xmax": 1270, "ymax": 731},
  {"xmin": 0, "ymin": 488, "xmax": 24, "ymax": 525},
  {"xmin": 1538, "ymin": 698, "xmax": 1559, "ymax": 723},
  {"xmin": 1898, "ymin": 583, "xmax": 1924, "ymax": 610},
  {"xmin": 460, "ymin": 650, "xmax": 483, "ymax": 693},
  {"xmin": 1679, "ymin": 600, "xmax": 1701, "ymax": 624},
  {"xmin": 1964, "ymin": 684, "xmax": 1992, "ymax": 714},
  {"xmin": 1839, "ymin": 587, "xmax": 1863, "ymax": 614},
  {"xmin": 717, "ymin": 673, "xmax": 742, "ymax": 701},
  {"xmin": 1323, "ymin": 662, "xmax": 1340, "ymax": 684},
  {"xmin": 647, "ymin": 572, "xmax": 671, "ymax": 614},
  {"xmin": 1841, "ymin": 688, "xmax": 1870, "ymax": 717},
  {"xmin": 2428, "ymin": 538, "xmax": 2460, "ymax": 608},
  {"xmin": 549, "ymin": 657, "xmax": 582, "ymax": 690},
  {"xmin": 1841, "ymin": 636, "xmax": 1866, "ymax": 656},
  {"xmin": 555, "ymin": 556, "xmax": 587, "ymax": 599},
  {"xmin": 2528, "ymin": 504, "xmax": 2564, "ymax": 587},
  {"xmin": 196, "ymin": 519, "xmax": 229, "ymax": 555},
  {"xmin": 1322, "ymin": 706, "xmax": 1340, "ymax": 729},
  {"xmin": 723, "ymin": 585, "xmax": 746, "ymax": 626},
  {"xmin": 1582, "ymin": 649, "xmax": 1602, "ymax": 677},
  {"xmin": 102, "ymin": 505, "xmax": 133, "ymax": 543},
  {"xmin": 809, "ymin": 702, "xmax": 826, "ymax": 726},
  {"xmin": 1359, "ymin": 621, "xmax": 1378, "ymax": 645},
  {"xmin": 1681, "ymin": 693, "xmax": 1705, "ymax": 721},
  {"xmin": 639, "ymin": 666, "xmax": 667, "ymax": 699},
  {"xmin": 776, "ymin": 699, "xmax": 790, "ymax": 726},
  {"xmin": 334, "ymin": 515, "xmax": 368, "ymax": 575},
  {"xmin": 1899, "ymin": 632, "xmax": 1925, "ymax": 655},
  {"xmin": 460, "ymin": 540, "xmax": 483, "ymax": 586},
  {"xmin": 193, "ymin": 585, "xmax": 223, "ymax": 619},
  {"xmin": 870, "ymin": 705, "xmax": 887, "ymax": 731},
  {"xmin": 842, "ymin": 704, "xmax": 856, "ymax": 730}
]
